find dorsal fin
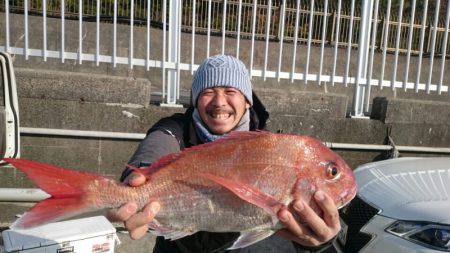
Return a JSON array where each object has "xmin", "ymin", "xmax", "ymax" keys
[
  {"xmin": 182, "ymin": 130, "xmax": 271, "ymax": 154},
  {"xmin": 132, "ymin": 152, "xmax": 183, "ymax": 179},
  {"xmin": 139, "ymin": 131, "xmax": 272, "ymax": 178}
]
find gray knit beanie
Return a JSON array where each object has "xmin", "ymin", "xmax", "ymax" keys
[{"xmin": 191, "ymin": 55, "xmax": 253, "ymax": 106}]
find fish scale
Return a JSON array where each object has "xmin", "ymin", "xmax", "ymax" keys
[{"xmin": 4, "ymin": 131, "xmax": 357, "ymax": 249}]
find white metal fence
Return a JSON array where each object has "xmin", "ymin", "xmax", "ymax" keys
[{"xmin": 0, "ymin": 0, "xmax": 449, "ymax": 116}]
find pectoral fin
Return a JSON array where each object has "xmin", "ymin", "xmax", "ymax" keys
[
  {"xmin": 199, "ymin": 173, "xmax": 282, "ymax": 223},
  {"xmin": 228, "ymin": 229, "xmax": 275, "ymax": 249},
  {"xmin": 148, "ymin": 221, "xmax": 194, "ymax": 240}
]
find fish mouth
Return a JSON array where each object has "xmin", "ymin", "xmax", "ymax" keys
[{"xmin": 338, "ymin": 185, "xmax": 358, "ymax": 209}]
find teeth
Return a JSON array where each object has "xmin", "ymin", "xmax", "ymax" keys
[{"xmin": 211, "ymin": 113, "xmax": 230, "ymax": 119}]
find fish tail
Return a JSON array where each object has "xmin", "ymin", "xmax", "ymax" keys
[{"xmin": 4, "ymin": 158, "xmax": 107, "ymax": 229}]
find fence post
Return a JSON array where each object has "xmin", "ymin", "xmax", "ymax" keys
[
  {"xmin": 329, "ymin": 11, "xmax": 336, "ymax": 44},
  {"xmin": 277, "ymin": 0, "xmax": 284, "ymax": 41},
  {"xmin": 352, "ymin": 0, "xmax": 374, "ymax": 117},
  {"xmin": 162, "ymin": 0, "xmax": 183, "ymax": 107},
  {"xmin": 426, "ymin": 23, "xmax": 432, "ymax": 54}
]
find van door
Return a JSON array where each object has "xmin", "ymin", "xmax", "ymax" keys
[{"xmin": 0, "ymin": 52, "xmax": 20, "ymax": 160}]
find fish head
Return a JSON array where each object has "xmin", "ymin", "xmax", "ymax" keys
[{"xmin": 295, "ymin": 136, "xmax": 357, "ymax": 209}]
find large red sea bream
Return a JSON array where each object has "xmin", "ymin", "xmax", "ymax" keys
[{"xmin": 4, "ymin": 131, "xmax": 357, "ymax": 249}]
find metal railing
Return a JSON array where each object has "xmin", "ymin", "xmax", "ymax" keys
[
  {"xmin": 0, "ymin": 0, "xmax": 449, "ymax": 114},
  {"xmin": 3, "ymin": 0, "xmax": 450, "ymax": 55}
]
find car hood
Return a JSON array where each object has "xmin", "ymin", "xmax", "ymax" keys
[{"xmin": 354, "ymin": 157, "xmax": 450, "ymax": 224}]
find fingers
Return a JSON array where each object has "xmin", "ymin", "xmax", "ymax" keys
[
  {"xmin": 123, "ymin": 172, "xmax": 146, "ymax": 187},
  {"xmin": 108, "ymin": 172, "xmax": 146, "ymax": 222},
  {"xmin": 107, "ymin": 202, "xmax": 138, "ymax": 222},
  {"xmin": 314, "ymin": 191, "xmax": 341, "ymax": 232},
  {"xmin": 106, "ymin": 200, "xmax": 160, "ymax": 240},
  {"xmin": 277, "ymin": 207, "xmax": 312, "ymax": 239},
  {"xmin": 108, "ymin": 171, "xmax": 158, "ymax": 240},
  {"xmin": 293, "ymin": 199, "xmax": 330, "ymax": 241},
  {"xmin": 129, "ymin": 223, "xmax": 151, "ymax": 240},
  {"xmin": 125, "ymin": 202, "xmax": 160, "ymax": 240},
  {"xmin": 277, "ymin": 191, "xmax": 341, "ymax": 247},
  {"xmin": 277, "ymin": 208, "xmax": 320, "ymax": 246}
]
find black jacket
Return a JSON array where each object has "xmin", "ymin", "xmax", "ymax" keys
[{"xmin": 122, "ymin": 93, "xmax": 334, "ymax": 253}]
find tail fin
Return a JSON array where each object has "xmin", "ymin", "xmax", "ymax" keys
[{"xmin": 4, "ymin": 158, "xmax": 107, "ymax": 229}]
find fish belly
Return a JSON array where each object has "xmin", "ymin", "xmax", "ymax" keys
[{"xmin": 154, "ymin": 188, "xmax": 274, "ymax": 233}]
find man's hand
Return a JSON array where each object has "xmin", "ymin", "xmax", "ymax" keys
[
  {"xmin": 276, "ymin": 191, "xmax": 340, "ymax": 247},
  {"xmin": 107, "ymin": 172, "xmax": 160, "ymax": 240}
]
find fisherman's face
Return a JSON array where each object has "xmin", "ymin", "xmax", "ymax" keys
[{"xmin": 197, "ymin": 87, "xmax": 250, "ymax": 135}]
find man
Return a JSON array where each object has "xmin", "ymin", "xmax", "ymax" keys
[{"xmin": 108, "ymin": 55, "xmax": 340, "ymax": 252}]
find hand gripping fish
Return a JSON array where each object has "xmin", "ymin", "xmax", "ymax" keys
[{"xmin": 4, "ymin": 131, "xmax": 357, "ymax": 249}]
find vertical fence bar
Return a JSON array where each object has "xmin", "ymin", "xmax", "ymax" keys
[
  {"xmin": 426, "ymin": 0, "xmax": 441, "ymax": 94},
  {"xmin": 379, "ymin": 0, "xmax": 392, "ymax": 88},
  {"xmin": 263, "ymin": 0, "xmax": 272, "ymax": 81},
  {"xmin": 5, "ymin": 0, "xmax": 10, "ymax": 52},
  {"xmin": 305, "ymin": 0, "xmax": 315, "ymax": 84},
  {"xmin": 438, "ymin": 0, "xmax": 450, "ymax": 94},
  {"xmin": 318, "ymin": 0, "xmax": 328, "ymax": 84},
  {"xmin": 236, "ymin": 0, "xmax": 243, "ymax": 59},
  {"xmin": 290, "ymin": 0, "xmax": 301, "ymax": 83},
  {"xmin": 415, "ymin": 0, "xmax": 429, "ymax": 92},
  {"xmin": 277, "ymin": 0, "xmax": 286, "ymax": 82},
  {"xmin": 165, "ymin": 0, "xmax": 181, "ymax": 105},
  {"xmin": 167, "ymin": 0, "xmax": 181, "ymax": 105},
  {"xmin": 146, "ymin": 0, "xmax": 151, "ymax": 71},
  {"xmin": 78, "ymin": 0, "xmax": 82, "ymax": 64},
  {"xmin": 191, "ymin": 0, "xmax": 196, "ymax": 74},
  {"xmin": 207, "ymin": 0, "xmax": 212, "ymax": 58},
  {"xmin": 250, "ymin": 0, "xmax": 257, "ymax": 78},
  {"xmin": 177, "ymin": 0, "xmax": 181, "ymax": 100},
  {"xmin": 96, "ymin": 0, "xmax": 100, "ymax": 66},
  {"xmin": 24, "ymin": 0, "xmax": 29, "ymax": 60},
  {"xmin": 129, "ymin": 0, "xmax": 134, "ymax": 69},
  {"xmin": 403, "ymin": 0, "xmax": 417, "ymax": 91},
  {"xmin": 43, "ymin": 0, "xmax": 47, "ymax": 61},
  {"xmin": 221, "ymin": 0, "xmax": 228, "ymax": 54},
  {"xmin": 391, "ymin": 0, "xmax": 404, "ymax": 89},
  {"xmin": 365, "ymin": 0, "xmax": 379, "ymax": 112},
  {"xmin": 113, "ymin": 0, "xmax": 117, "ymax": 67},
  {"xmin": 167, "ymin": 0, "xmax": 173, "ymax": 104},
  {"xmin": 61, "ymin": 0, "xmax": 65, "ymax": 62},
  {"xmin": 344, "ymin": 0, "xmax": 355, "ymax": 86},
  {"xmin": 162, "ymin": 0, "xmax": 167, "ymax": 99},
  {"xmin": 331, "ymin": 0, "xmax": 342, "ymax": 86},
  {"xmin": 353, "ymin": 0, "xmax": 374, "ymax": 117}
]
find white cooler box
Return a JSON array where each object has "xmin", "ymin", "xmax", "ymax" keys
[{"xmin": 1, "ymin": 216, "xmax": 119, "ymax": 253}]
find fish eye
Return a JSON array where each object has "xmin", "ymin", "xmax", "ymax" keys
[{"xmin": 326, "ymin": 163, "xmax": 341, "ymax": 180}]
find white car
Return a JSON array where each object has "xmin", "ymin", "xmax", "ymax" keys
[{"xmin": 338, "ymin": 157, "xmax": 450, "ymax": 252}]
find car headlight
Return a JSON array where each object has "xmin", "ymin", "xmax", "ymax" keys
[{"xmin": 386, "ymin": 220, "xmax": 450, "ymax": 251}]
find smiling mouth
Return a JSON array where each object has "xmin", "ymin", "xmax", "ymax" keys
[
  {"xmin": 207, "ymin": 109, "xmax": 234, "ymax": 120},
  {"xmin": 210, "ymin": 113, "xmax": 231, "ymax": 119}
]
